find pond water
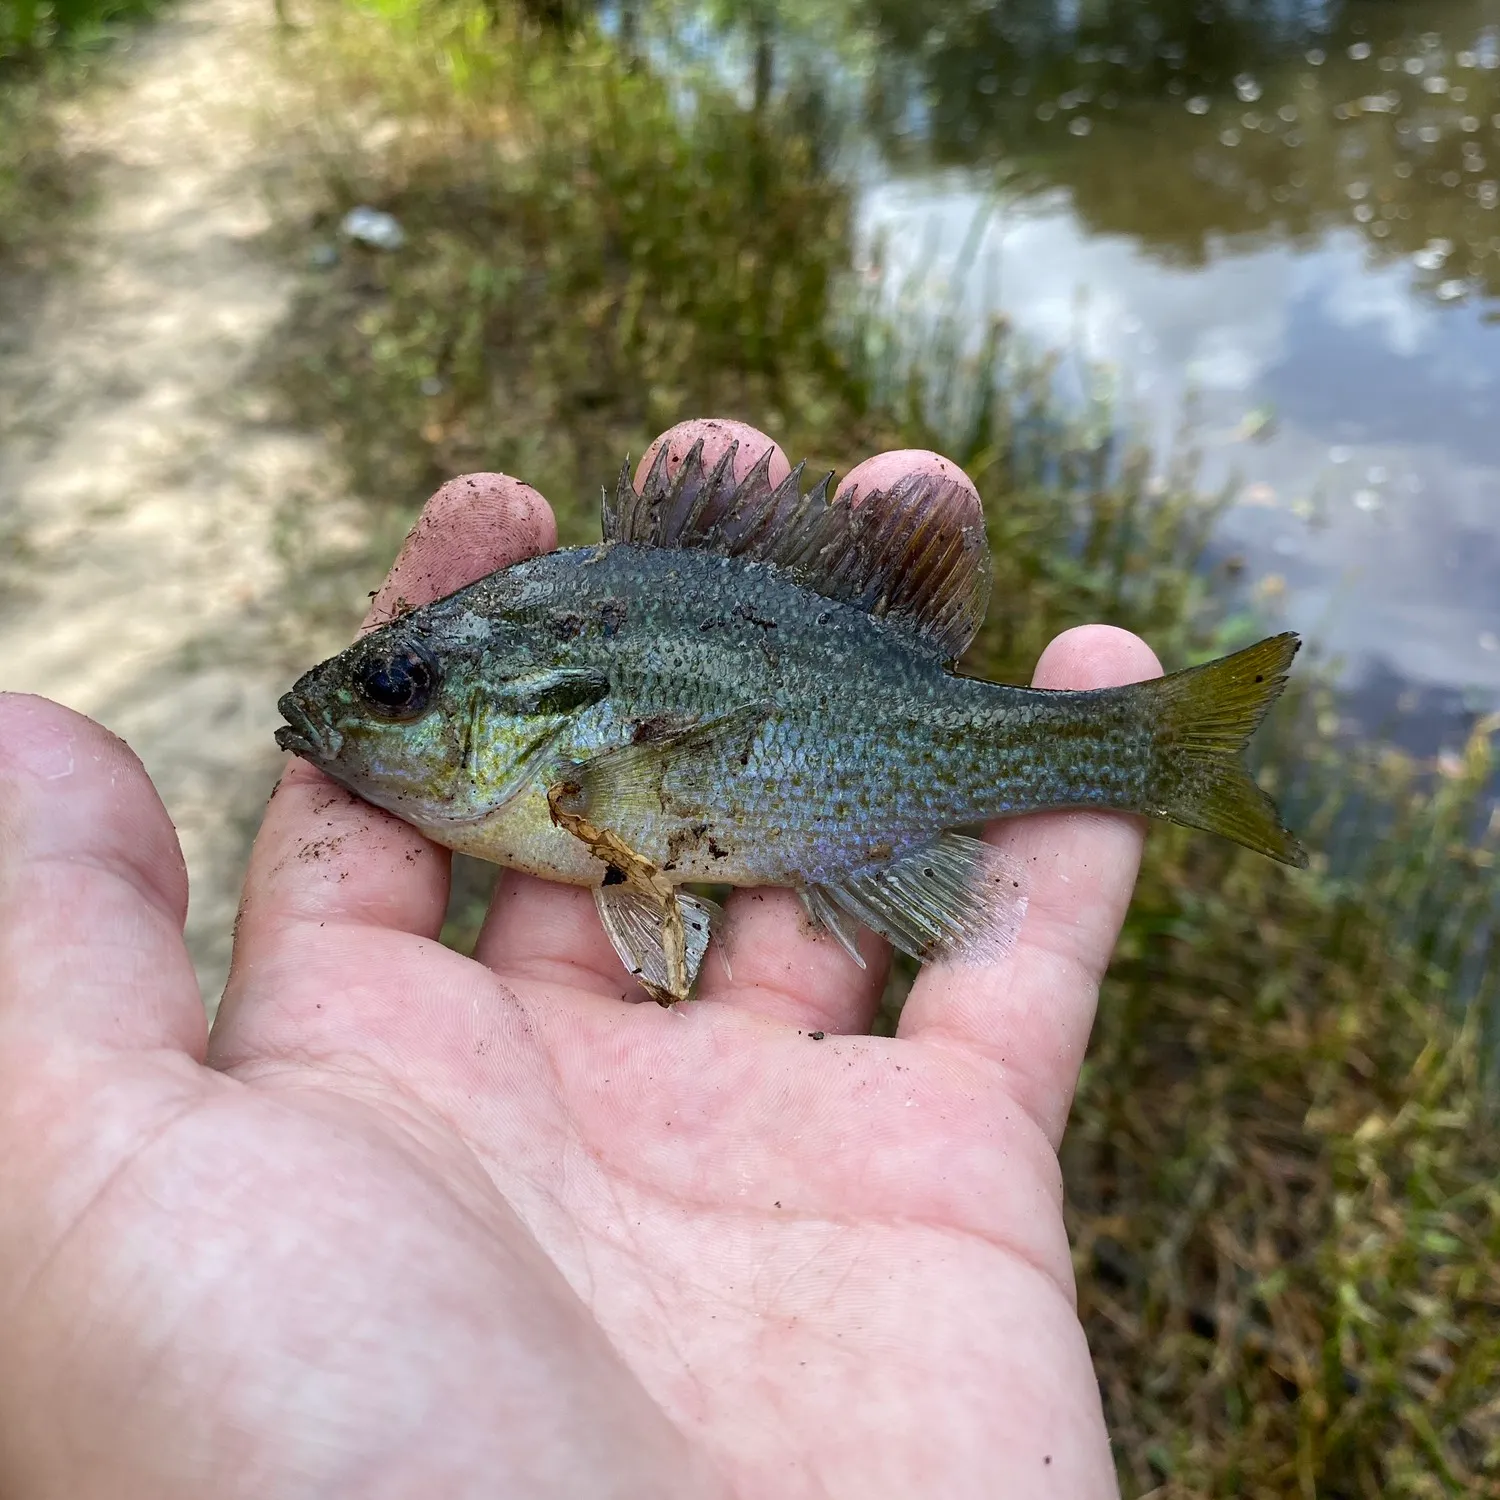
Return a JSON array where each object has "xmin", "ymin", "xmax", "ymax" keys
[{"xmin": 683, "ymin": 0, "xmax": 1500, "ymax": 755}]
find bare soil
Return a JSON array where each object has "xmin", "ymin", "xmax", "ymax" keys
[{"xmin": 0, "ymin": 0, "xmax": 348, "ymax": 1004}]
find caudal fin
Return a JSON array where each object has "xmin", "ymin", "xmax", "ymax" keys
[{"xmin": 1142, "ymin": 632, "xmax": 1307, "ymax": 867}]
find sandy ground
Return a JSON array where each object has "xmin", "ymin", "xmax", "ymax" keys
[{"xmin": 0, "ymin": 0, "xmax": 345, "ymax": 1005}]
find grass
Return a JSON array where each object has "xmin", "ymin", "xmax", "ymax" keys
[
  {"xmin": 261, "ymin": 0, "xmax": 1500, "ymax": 1491},
  {"xmin": 262, "ymin": 0, "xmax": 856, "ymax": 539},
  {"xmin": 1, "ymin": 0, "xmax": 163, "ymax": 59},
  {"xmin": 1073, "ymin": 730, "xmax": 1500, "ymax": 1496},
  {"xmin": 0, "ymin": 0, "xmax": 171, "ymax": 269}
]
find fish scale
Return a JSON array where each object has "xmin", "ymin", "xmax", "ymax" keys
[{"xmin": 524, "ymin": 544, "xmax": 1151, "ymax": 877}]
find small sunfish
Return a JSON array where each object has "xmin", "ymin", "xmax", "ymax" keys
[{"xmin": 276, "ymin": 442, "xmax": 1305, "ymax": 1001}]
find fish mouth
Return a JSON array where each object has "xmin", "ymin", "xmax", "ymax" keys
[{"xmin": 276, "ymin": 693, "xmax": 338, "ymax": 760}]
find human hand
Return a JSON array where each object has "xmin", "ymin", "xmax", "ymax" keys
[{"xmin": 0, "ymin": 419, "xmax": 1157, "ymax": 1498}]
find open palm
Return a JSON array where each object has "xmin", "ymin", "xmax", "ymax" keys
[{"xmin": 0, "ymin": 423, "xmax": 1154, "ymax": 1499}]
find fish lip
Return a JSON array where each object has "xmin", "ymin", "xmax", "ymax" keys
[{"xmin": 276, "ymin": 693, "xmax": 338, "ymax": 760}]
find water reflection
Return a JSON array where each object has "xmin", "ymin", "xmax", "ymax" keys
[
  {"xmin": 808, "ymin": 1, "xmax": 1495, "ymax": 742},
  {"xmin": 857, "ymin": 0, "xmax": 1500, "ymax": 295},
  {"xmin": 649, "ymin": 0, "xmax": 1498, "ymax": 743},
  {"xmin": 860, "ymin": 174, "xmax": 1500, "ymax": 717},
  {"xmin": 633, "ymin": 0, "xmax": 1500, "ymax": 734}
]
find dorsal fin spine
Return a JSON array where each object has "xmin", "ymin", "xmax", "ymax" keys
[
  {"xmin": 680, "ymin": 439, "xmax": 735, "ymax": 542},
  {"xmin": 601, "ymin": 442, "xmax": 993, "ymax": 659}
]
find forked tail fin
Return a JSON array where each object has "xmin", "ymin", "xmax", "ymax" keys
[{"xmin": 1142, "ymin": 632, "xmax": 1307, "ymax": 867}]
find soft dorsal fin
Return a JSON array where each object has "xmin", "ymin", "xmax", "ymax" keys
[{"xmin": 601, "ymin": 438, "xmax": 993, "ymax": 660}]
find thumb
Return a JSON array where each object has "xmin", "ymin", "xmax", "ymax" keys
[{"xmin": 0, "ymin": 695, "xmax": 205, "ymax": 1061}]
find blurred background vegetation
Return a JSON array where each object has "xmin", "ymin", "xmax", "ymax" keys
[
  {"xmin": 5, "ymin": 0, "xmax": 1500, "ymax": 1491},
  {"xmin": 1, "ymin": 0, "xmax": 157, "ymax": 56},
  {"xmin": 0, "ymin": 0, "xmax": 165, "ymax": 259}
]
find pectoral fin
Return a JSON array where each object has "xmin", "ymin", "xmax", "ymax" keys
[
  {"xmin": 595, "ymin": 885, "xmax": 721, "ymax": 1004},
  {"xmin": 550, "ymin": 702, "xmax": 769, "ymax": 825},
  {"xmin": 539, "ymin": 703, "xmax": 764, "ymax": 1000},
  {"xmin": 546, "ymin": 780, "xmax": 697, "ymax": 1001},
  {"xmin": 809, "ymin": 832, "xmax": 1029, "ymax": 966}
]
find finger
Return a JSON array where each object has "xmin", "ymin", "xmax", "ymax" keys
[
  {"xmin": 362, "ymin": 472, "xmax": 554, "ymax": 637},
  {"xmin": 468, "ymin": 868, "xmax": 629, "ymax": 1002},
  {"xmin": 473, "ymin": 421, "xmax": 790, "ymax": 998},
  {"xmin": 834, "ymin": 447, "xmax": 977, "ymax": 506},
  {"xmin": 631, "ymin": 415, "xmax": 791, "ymax": 491},
  {"xmin": 698, "ymin": 448, "xmax": 986, "ymax": 1036},
  {"xmin": 897, "ymin": 625, "xmax": 1161, "ymax": 1147},
  {"xmin": 219, "ymin": 476, "xmax": 554, "ymax": 1030},
  {"xmin": 0, "ymin": 694, "xmax": 204, "ymax": 1059}
]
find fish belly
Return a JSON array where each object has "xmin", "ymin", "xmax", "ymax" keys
[
  {"xmin": 435, "ymin": 781, "xmax": 816, "ymax": 887},
  {"xmin": 431, "ymin": 755, "xmax": 859, "ymax": 890},
  {"xmin": 439, "ymin": 781, "xmax": 606, "ymax": 883}
]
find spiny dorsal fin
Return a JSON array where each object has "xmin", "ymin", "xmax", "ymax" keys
[{"xmin": 601, "ymin": 438, "xmax": 993, "ymax": 660}]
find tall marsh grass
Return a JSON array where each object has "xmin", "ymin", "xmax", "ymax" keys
[{"xmin": 263, "ymin": 0, "xmax": 1500, "ymax": 1490}]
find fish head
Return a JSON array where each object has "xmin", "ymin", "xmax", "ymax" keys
[
  {"xmin": 276, "ymin": 595, "xmax": 596, "ymax": 827},
  {"xmin": 276, "ymin": 618, "xmax": 483, "ymax": 820}
]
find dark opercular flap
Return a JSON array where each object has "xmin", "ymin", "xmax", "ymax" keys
[{"xmin": 601, "ymin": 439, "xmax": 993, "ymax": 661}]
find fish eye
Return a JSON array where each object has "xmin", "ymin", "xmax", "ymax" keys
[{"xmin": 356, "ymin": 640, "xmax": 438, "ymax": 720}]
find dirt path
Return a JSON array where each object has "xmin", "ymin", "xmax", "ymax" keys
[{"xmin": 0, "ymin": 0, "xmax": 343, "ymax": 1006}]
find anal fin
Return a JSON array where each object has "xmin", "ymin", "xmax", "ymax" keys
[{"xmin": 809, "ymin": 832, "xmax": 1028, "ymax": 966}]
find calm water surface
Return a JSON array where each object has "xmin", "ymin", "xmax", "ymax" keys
[{"xmin": 701, "ymin": 0, "xmax": 1500, "ymax": 750}]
